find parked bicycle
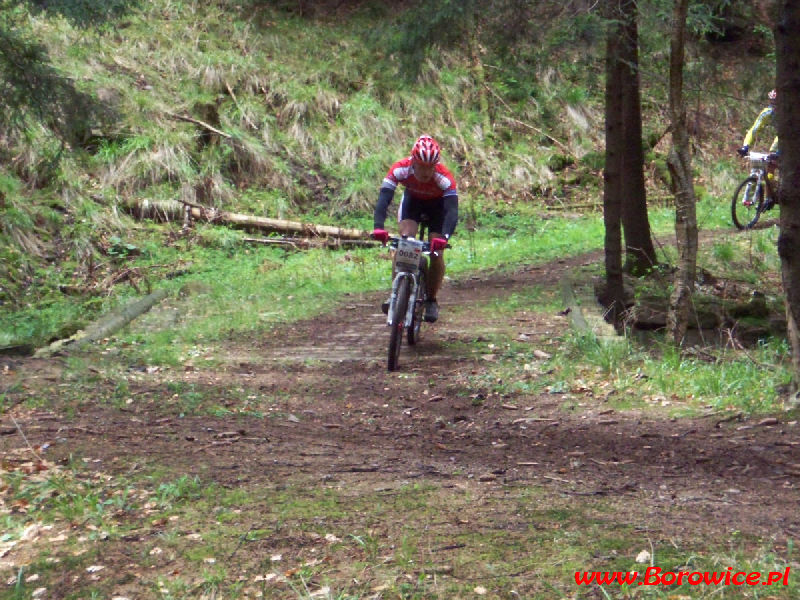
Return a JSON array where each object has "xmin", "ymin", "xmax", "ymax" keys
[
  {"xmin": 731, "ymin": 150, "xmax": 779, "ymax": 230},
  {"xmin": 380, "ymin": 231, "xmax": 447, "ymax": 371}
]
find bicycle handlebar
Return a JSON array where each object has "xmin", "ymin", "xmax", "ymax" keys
[
  {"xmin": 744, "ymin": 150, "xmax": 779, "ymax": 162},
  {"xmin": 388, "ymin": 236, "xmax": 451, "ymax": 253}
]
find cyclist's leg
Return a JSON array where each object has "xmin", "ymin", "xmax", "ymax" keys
[
  {"xmin": 427, "ymin": 229, "xmax": 445, "ymax": 301},
  {"xmin": 421, "ymin": 198, "xmax": 446, "ymax": 303},
  {"xmin": 395, "ymin": 190, "xmax": 421, "ymax": 279},
  {"xmin": 398, "ymin": 190, "xmax": 423, "ymax": 237},
  {"xmin": 422, "ymin": 200, "xmax": 446, "ymax": 322},
  {"xmin": 383, "ymin": 196, "xmax": 419, "ymax": 314},
  {"xmin": 398, "ymin": 219, "xmax": 418, "ymax": 237},
  {"xmin": 390, "ymin": 219, "xmax": 418, "ymax": 285}
]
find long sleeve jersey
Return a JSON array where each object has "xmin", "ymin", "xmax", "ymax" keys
[
  {"xmin": 373, "ymin": 157, "xmax": 459, "ymax": 237},
  {"xmin": 743, "ymin": 106, "xmax": 779, "ymax": 152}
]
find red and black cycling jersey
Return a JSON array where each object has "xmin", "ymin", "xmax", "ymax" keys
[
  {"xmin": 373, "ymin": 158, "xmax": 459, "ymax": 237},
  {"xmin": 382, "ymin": 158, "xmax": 458, "ymax": 200}
]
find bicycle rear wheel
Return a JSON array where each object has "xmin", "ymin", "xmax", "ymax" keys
[
  {"xmin": 388, "ymin": 277, "xmax": 410, "ymax": 371},
  {"xmin": 408, "ymin": 265, "xmax": 427, "ymax": 346},
  {"xmin": 732, "ymin": 176, "xmax": 764, "ymax": 230}
]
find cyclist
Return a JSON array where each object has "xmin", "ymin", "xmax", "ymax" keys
[
  {"xmin": 738, "ymin": 88, "xmax": 779, "ymax": 158},
  {"xmin": 738, "ymin": 89, "xmax": 780, "ymax": 203},
  {"xmin": 371, "ymin": 135, "xmax": 459, "ymax": 323}
]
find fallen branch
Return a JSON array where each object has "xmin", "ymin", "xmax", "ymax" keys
[
  {"xmin": 121, "ymin": 198, "xmax": 370, "ymax": 240},
  {"xmin": 500, "ymin": 116, "xmax": 573, "ymax": 156},
  {"xmin": 165, "ymin": 112, "xmax": 232, "ymax": 139},
  {"xmin": 559, "ymin": 275, "xmax": 590, "ymax": 332},
  {"xmin": 59, "ymin": 264, "xmax": 191, "ymax": 296},
  {"xmin": 545, "ymin": 203, "xmax": 601, "ymax": 211},
  {"xmin": 225, "ymin": 81, "xmax": 258, "ymax": 131},
  {"xmin": 35, "ymin": 288, "xmax": 169, "ymax": 357},
  {"xmin": 99, "ymin": 264, "xmax": 165, "ymax": 290},
  {"xmin": 10, "ymin": 416, "xmax": 43, "ymax": 461},
  {"xmin": 243, "ymin": 236, "xmax": 378, "ymax": 249}
]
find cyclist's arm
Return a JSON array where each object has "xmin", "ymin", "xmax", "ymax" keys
[
  {"xmin": 373, "ymin": 186, "xmax": 395, "ymax": 229},
  {"xmin": 770, "ymin": 137, "xmax": 779, "ymax": 153},
  {"xmin": 743, "ymin": 107, "xmax": 773, "ymax": 148},
  {"xmin": 441, "ymin": 193, "xmax": 459, "ymax": 238}
]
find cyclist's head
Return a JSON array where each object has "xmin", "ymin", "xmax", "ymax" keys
[
  {"xmin": 411, "ymin": 135, "xmax": 441, "ymax": 166},
  {"xmin": 769, "ymin": 88, "xmax": 777, "ymax": 105}
]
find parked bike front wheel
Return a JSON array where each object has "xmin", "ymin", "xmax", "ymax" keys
[
  {"xmin": 407, "ymin": 266, "xmax": 427, "ymax": 346},
  {"xmin": 732, "ymin": 176, "xmax": 765, "ymax": 230},
  {"xmin": 388, "ymin": 276, "xmax": 410, "ymax": 371}
]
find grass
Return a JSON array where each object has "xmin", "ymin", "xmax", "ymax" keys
[
  {"xmin": 1, "ymin": 208, "xmax": 605, "ymax": 356},
  {"xmin": 0, "ymin": 199, "xmax": 678, "ymax": 355},
  {"xmin": 461, "ymin": 303, "xmax": 792, "ymax": 416},
  {"xmin": 436, "ymin": 216, "xmax": 790, "ymax": 416},
  {"xmin": 3, "ymin": 457, "xmax": 796, "ymax": 599}
]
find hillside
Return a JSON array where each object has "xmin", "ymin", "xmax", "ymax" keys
[{"xmin": 0, "ymin": 0, "xmax": 776, "ymax": 349}]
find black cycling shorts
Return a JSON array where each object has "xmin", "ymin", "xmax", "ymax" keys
[{"xmin": 398, "ymin": 191, "xmax": 445, "ymax": 234}]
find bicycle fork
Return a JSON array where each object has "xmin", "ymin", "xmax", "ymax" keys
[
  {"xmin": 743, "ymin": 171, "xmax": 765, "ymax": 207},
  {"xmin": 386, "ymin": 272, "xmax": 420, "ymax": 327}
]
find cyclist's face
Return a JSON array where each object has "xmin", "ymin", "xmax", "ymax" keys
[{"xmin": 412, "ymin": 159, "xmax": 435, "ymax": 182}]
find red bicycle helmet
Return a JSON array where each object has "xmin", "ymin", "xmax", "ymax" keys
[{"xmin": 411, "ymin": 135, "xmax": 440, "ymax": 165}]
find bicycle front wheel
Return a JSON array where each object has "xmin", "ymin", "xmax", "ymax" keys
[
  {"xmin": 732, "ymin": 176, "xmax": 764, "ymax": 230},
  {"xmin": 388, "ymin": 277, "xmax": 410, "ymax": 371}
]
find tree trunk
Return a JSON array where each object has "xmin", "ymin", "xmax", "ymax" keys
[
  {"xmin": 666, "ymin": 0, "xmax": 698, "ymax": 346},
  {"xmin": 121, "ymin": 198, "xmax": 369, "ymax": 240},
  {"xmin": 775, "ymin": 2, "xmax": 800, "ymax": 388},
  {"xmin": 618, "ymin": 0, "xmax": 657, "ymax": 275},
  {"xmin": 600, "ymin": 0, "xmax": 627, "ymax": 327}
]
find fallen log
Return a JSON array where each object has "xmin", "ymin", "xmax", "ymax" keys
[
  {"xmin": 121, "ymin": 198, "xmax": 370, "ymax": 240},
  {"xmin": 35, "ymin": 288, "xmax": 169, "ymax": 357},
  {"xmin": 242, "ymin": 236, "xmax": 378, "ymax": 249}
]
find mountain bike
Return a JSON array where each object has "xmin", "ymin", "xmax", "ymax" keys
[
  {"xmin": 731, "ymin": 151, "xmax": 779, "ymax": 230},
  {"xmin": 384, "ymin": 235, "xmax": 431, "ymax": 371}
]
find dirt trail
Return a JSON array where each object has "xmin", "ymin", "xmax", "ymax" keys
[{"xmin": 2, "ymin": 247, "xmax": 800, "ymax": 582}]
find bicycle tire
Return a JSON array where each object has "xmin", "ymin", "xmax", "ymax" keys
[
  {"xmin": 408, "ymin": 264, "xmax": 427, "ymax": 346},
  {"xmin": 732, "ymin": 176, "xmax": 765, "ymax": 230},
  {"xmin": 388, "ymin": 276, "xmax": 410, "ymax": 371}
]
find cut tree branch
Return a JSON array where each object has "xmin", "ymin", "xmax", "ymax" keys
[{"xmin": 166, "ymin": 112, "xmax": 232, "ymax": 139}]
